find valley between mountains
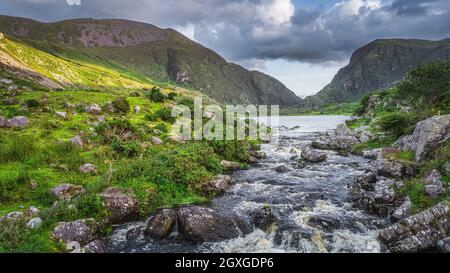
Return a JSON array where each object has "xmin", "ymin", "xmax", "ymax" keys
[{"xmin": 0, "ymin": 15, "xmax": 449, "ymax": 253}]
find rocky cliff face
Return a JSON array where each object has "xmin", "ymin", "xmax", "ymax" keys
[
  {"xmin": 0, "ymin": 15, "xmax": 301, "ymax": 106},
  {"xmin": 302, "ymin": 38, "xmax": 450, "ymax": 108}
]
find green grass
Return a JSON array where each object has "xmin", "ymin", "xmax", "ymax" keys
[{"xmin": 0, "ymin": 80, "xmax": 256, "ymax": 252}]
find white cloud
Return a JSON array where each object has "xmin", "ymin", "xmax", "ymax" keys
[{"xmin": 257, "ymin": 0, "xmax": 295, "ymax": 25}]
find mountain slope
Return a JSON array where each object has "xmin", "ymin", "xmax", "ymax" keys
[
  {"xmin": 0, "ymin": 15, "xmax": 301, "ymax": 106},
  {"xmin": 301, "ymin": 38, "xmax": 450, "ymax": 108}
]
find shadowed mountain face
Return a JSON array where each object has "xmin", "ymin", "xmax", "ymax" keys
[
  {"xmin": 301, "ymin": 38, "xmax": 450, "ymax": 108},
  {"xmin": 0, "ymin": 15, "xmax": 302, "ymax": 106}
]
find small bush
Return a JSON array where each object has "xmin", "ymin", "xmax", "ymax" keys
[
  {"xmin": 25, "ymin": 99, "xmax": 40, "ymax": 108},
  {"xmin": 167, "ymin": 92, "xmax": 178, "ymax": 101},
  {"xmin": 111, "ymin": 138, "xmax": 141, "ymax": 157},
  {"xmin": 96, "ymin": 118, "xmax": 139, "ymax": 143},
  {"xmin": 146, "ymin": 87, "xmax": 166, "ymax": 103},
  {"xmin": 111, "ymin": 97, "xmax": 130, "ymax": 115},
  {"xmin": 154, "ymin": 123, "xmax": 168, "ymax": 134},
  {"xmin": 376, "ymin": 111, "xmax": 416, "ymax": 138},
  {"xmin": 145, "ymin": 113, "xmax": 158, "ymax": 122},
  {"xmin": 155, "ymin": 107, "xmax": 175, "ymax": 123}
]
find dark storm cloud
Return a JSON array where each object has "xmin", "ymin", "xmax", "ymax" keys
[{"xmin": 1, "ymin": 0, "xmax": 450, "ymax": 65}]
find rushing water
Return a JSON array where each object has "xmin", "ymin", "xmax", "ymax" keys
[{"xmin": 108, "ymin": 116, "xmax": 389, "ymax": 253}]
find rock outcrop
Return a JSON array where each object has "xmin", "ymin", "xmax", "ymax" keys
[
  {"xmin": 394, "ymin": 115, "xmax": 450, "ymax": 162},
  {"xmin": 379, "ymin": 202, "xmax": 450, "ymax": 252}
]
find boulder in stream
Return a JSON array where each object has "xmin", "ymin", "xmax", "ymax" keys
[
  {"xmin": 301, "ymin": 148, "xmax": 327, "ymax": 163},
  {"xmin": 177, "ymin": 206, "xmax": 243, "ymax": 242},
  {"xmin": 145, "ymin": 209, "xmax": 177, "ymax": 239}
]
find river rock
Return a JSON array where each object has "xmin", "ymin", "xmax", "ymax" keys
[
  {"xmin": 206, "ymin": 175, "xmax": 231, "ymax": 193},
  {"xmin": 79, "ymin": 163, "xmax": 97, "ymax": 174},
  {"xmin": 145, "ymin": 209, "xmax": 177, "ymax": 239},
  {"xmin": 307, "ymin": 215, "xmax": 342, "ymax": 233},
  {"xmin": 99, "ymin": 188, "xmax": 140, "ymax": 224},
  {"xmin": 379, "ymin": 202, "xmax": 450, "ymax": 252},
  {"xmin": 83, "ymin": 240, "xmax": 108, "ymax": 253},
  {"xmin": 355, "ymin": 170, "xmax": 377, "ymax": 191},
  {"xmin": 437, "ymin": 238, "xmax": 450, "ymax": 253},
  {"xmin": 85, "ymin": 104, "xmax": 102, "ymax": 115},
  {"xmin": 363, "ymin": 149, "xmax": 383, "ymax": 160},
  {"xmin": 126, "ymin": 226, "xmax": 143, "ymax": 240},
  {"xmin": 7, "ymin": 116, "xmax": 28, "ymax": 128},
  {"xmin": 250, "ymin": 150, "xmax": 267, "ymax": 160},
  {"xmin": 301, "ymin": 148, "xmax": 327, "ymax": 163},
  {"xmin": 51, "ymin": 184, "xmax": 85, "ymax": 201},
  {"xmin": 221, "ymin": 160, "xmax": 240, "ymax": 171},
  {"xmin": 52, "ymin": 219, "xmax": 98, "ymax": 245},
  {"xmin": 275, "ymin": 165, "xmax": 293, "ymax": 173},
  {"xmin": 374, "ymin": 179, "xmax": 396, "ymax": 203},
  {"xmin": 394, "ymin": 115, "xmax": 450, "ymax": 162},
  {"xmin": 177, "ymin": 206, "xmax": 242, "ymax": 242},
  {"xmin": 247, "ymin": 156, "xmax": 258, "ymax": 164},
  {"xmin": 391, "ymin": 197, "xmax": 412, "ymax": 220},
  {"xmin": 252, "ymin": 207, "xmax": 277, "ymax": 233}
]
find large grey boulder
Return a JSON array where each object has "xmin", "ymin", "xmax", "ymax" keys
[
  {"xmin": 205, "ymin": 175, "xmax": 231, "ymax": 194},
  {"xmin": 379, "ymin": 202, "xmax": 450, "ymax": 252},
  {"xmin": 145, "ymin": 209, "xmax": 177, "ymax": 239},
  {"xmin": 394, "ymin": 115, "xmax": 450, "ymax": 162},
  {"xmin": 99, "ymin": 188, "xmax": 140, "ymax": 224},
  {"xmin": 177, "ymin": 206, "xmax": 243, "ymax": 242},
  {"xmin": 301, "ymin": 148, "xmax": 327, "ymax": 163},
  {"xmin": 7, "ymin": 116, "xmax": 28, "ymax": 128},
  {"xmin": 52, "ymin": 219, "xmax": 98, "ymax": 245}
]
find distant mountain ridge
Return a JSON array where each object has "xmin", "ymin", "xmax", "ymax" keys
[
  {"xmin": 0, "ymin": 15, "xmax": 302, "ymax": 106},
  {"xmin": 301, "ymin": 38, "xmax": 450, "ymax": 108}
]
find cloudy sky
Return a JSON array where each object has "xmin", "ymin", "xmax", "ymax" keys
[{"xmin": 1, "ymin": 0, "xmax": 449, "ymax": 97}]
